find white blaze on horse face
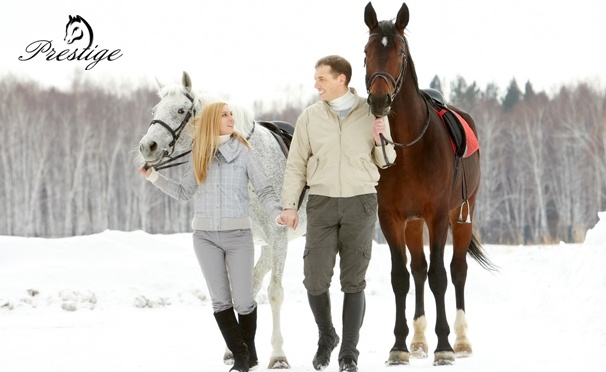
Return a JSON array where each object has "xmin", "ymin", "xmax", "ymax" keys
[{"xmin": 382, "ymin": 36, "xmax": 388, "ymax": 47}]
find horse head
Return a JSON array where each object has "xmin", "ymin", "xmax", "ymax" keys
[
  {"xmin": 138, "ymin": 71, "xmax": 251, "ymax": 168},
  {"xmin": 138, "ymin": 72, "xmax": 203, "ymax": 166},
  {"xmin": 64, "ymin": 15, "xmax": 93, "ymax": 48},
  {"xmin": 364, "ymin": 2, "xmax": 410, "ymax": 117}
]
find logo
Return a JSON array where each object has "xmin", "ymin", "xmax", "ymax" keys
[{"xmin": 18, "ymin": 15, "xmax": 123, "ymax": 70}]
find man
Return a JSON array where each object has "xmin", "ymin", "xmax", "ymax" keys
[{"xmin": 279, "ymin": 55, "xmax": 396, "ymax": 372}]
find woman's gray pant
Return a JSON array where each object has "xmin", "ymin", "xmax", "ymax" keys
[{"xmin": 193, "ymin": 229, "xmax": 256, "ymax": 314}]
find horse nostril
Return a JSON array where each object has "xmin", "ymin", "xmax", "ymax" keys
[{"xmin": 149, "ymin": 141, "xmax": 157, "ymax": 152}]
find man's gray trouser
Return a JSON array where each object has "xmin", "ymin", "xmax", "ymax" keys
[{"xmin": 303, "ymin": 194, "xmax": 377, "ymax": 296}]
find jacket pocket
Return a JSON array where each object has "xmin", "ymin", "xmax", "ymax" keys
[
  {"xmin": 360, "ymin": 157, "xmax": 380, "ymax": 183},
  {"xmin": 306, "ymin": 156, "xmax": 320, "ymax": 186}
]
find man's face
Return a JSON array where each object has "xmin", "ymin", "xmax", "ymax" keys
[{"xmin": 314, "ymin": 64, "xmax": 346, "ymax": 102}]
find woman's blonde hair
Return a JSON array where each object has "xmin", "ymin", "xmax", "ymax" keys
[{"xmin": 192, "ymin": 102, "xmax": 250, "ymax": 184}]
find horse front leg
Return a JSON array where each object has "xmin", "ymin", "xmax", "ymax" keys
[
  {"xmin": 266, "ymin": 233, "xmax": 290, "ymax": 369},
  {"xmin": 406, "ymin": 219, "xmax": 429, "ymax": 358},
  {"xmin": 449, "ymin": 208, "xmax": 474, "ymax": 358},
  {"xmin": 380, "ymin": 218, "xmax": 411, "ymax": 366},
  {"xmin": 426, "ymin": 217, "xmax": 455, "ymax": 365}
]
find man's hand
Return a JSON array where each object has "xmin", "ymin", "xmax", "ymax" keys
[
  {"xmin": 277, "ymin": 209, "xmax": 299, "ymax": 229},
  {"xmin": 372, "ymin": 117, "xmax": 387, "ymax": 145}
]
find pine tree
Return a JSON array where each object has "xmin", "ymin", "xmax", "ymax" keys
[{"xmin": 502, "ymin": 78, "xmax": 522, "ymax": 111}]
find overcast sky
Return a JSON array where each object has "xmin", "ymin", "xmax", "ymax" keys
[{"xmin": 2, "ymin": 0, "xmax": 604, "ymax": 108}]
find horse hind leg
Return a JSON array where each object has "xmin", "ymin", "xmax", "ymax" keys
[{"xmin": 266, "ymin": 234, "xmax": 290, "ymax": 369}]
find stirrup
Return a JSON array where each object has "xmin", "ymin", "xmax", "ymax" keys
[{"xmin": 457, "ymin": 200, "xmax": 472, "ymax": 224}]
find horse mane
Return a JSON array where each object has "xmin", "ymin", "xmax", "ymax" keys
[
  {"xmin": 156, "ymin": 84, "xmax": 256, "ymax": 139},
  {"xmin": 377, "ymin": 20, "xmax": 420, "ymax": 93}
]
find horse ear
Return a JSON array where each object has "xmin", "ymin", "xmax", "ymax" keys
[
  {"xmin": 395, "ymin": 2, "xmax": 410, "ymax": 32},
  {"xmin": 182, "ymin": 71, "xmax": 192, "ymax": 93},
  {"xmin": 155, "ymin": 76, "xmax": 164, "ymax": 91},
  {"xmin": 364, "ymin": 2, "xmax": 378, "ymax": 30}
]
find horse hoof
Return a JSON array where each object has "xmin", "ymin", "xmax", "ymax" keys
[
  {"xmin": 454, "ymin": 343, "xmax": 473, "ymax": 358},
  {"xmin": 433, "ymin": 351, "xmax": 455, "ymax": 366},
  {"xmin": 223, "ymin": 354, "xmax": 234, "ymax": 365},
  {"xmin": 410, "ymin": 342, "xmax": 428, "ymax": 359},
  {"xmin": 385, "ymin": 350, "xmax": 410, "ymax": 366},
  {"xmin": 268, "ymin": 357, "xmax": 290, "ymax": 369}
]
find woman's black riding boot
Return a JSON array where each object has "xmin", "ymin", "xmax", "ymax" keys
[
  {"xmin": 308, "ymin": 291, "xmax": 340, "ymax": 371},
  {"xmin": 338, "ymin": 291, "xmax": 366, "ymax": 372},
  {"xmin": 214, "ymin": 308, "xmax": 249, "ymax": 372},
  {"xmin": 238, "ymin": 307, "xmax": 258, "ymax": 370}
]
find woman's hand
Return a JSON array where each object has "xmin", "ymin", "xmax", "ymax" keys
[
  {"xmin": 138, "ymin": 166, "xmax": 152, "ymax": 177},
  {"xmin": 278, "ymin": 209, "xmax": 299, "ymax": 229}
]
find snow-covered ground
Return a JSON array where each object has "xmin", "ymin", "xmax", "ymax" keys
[{"xmin": 2, "ymin": 214, "xmax": 606, "ymax": 372}]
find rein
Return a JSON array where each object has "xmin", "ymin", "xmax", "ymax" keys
[
  {"xmin": 377, "ymin": 97, "xmax": 430, "ymax": 167},
  {"xmin": 144, "ymin": 92, "xmax": 196, "ymax": 171}
]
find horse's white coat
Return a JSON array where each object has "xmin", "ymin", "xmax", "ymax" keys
[{"xmin": 138, "ymin": 72, "xmax": 307, "ymax": 368}]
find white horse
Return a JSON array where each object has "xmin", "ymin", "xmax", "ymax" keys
[{"xmin": 138, "ymin": 71, "xmax": 307, "ymax": 369}]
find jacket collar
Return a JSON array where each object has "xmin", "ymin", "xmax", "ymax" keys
[{"xmin": 216, "ymin": 136, "xmax": 243, "ymax": 163}]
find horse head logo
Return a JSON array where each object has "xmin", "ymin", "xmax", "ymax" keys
[{"xmin": 64, "ymin": 15, "xmax": 93, "ymax": 49}]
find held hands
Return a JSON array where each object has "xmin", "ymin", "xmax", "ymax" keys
[
  {"xmin": 277, "ymin": 209, "xmax": 299, "ymax": 230},
  {"xmin": 372, "ymin": 117, "xmax": 387, "ymax": 145}
]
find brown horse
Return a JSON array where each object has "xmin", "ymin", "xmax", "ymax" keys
[{"xmin": 363, "ymin": 2, "xmax": 496, "ymax": 366}]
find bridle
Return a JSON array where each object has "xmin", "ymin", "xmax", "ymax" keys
[
  {"xmin": 364, "ymin": 32, "xmax": 429, "ymax": 167},
  {"xmin": 144, "ymin": 91, "xmax": 196, "ymax": 171},
  {"xmin": 365, "ymin": 33, "xmax": 408, "ymax": 105}
]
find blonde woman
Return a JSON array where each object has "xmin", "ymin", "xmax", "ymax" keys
[{"xmin": 139, "ymin": 102, "xmax": 283, "ymax": 372}]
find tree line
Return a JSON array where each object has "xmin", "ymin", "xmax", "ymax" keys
[{"xmin": 0, "ymin": 74, "xmax": 604, "ymax": 244}]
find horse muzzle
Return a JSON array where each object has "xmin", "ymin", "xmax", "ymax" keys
[
  {"xmin": 139, "ymin": 141, "xmax": 168, "ymax": 165},
  {"xmin": 367, "ymin": 94, "xmax": 392, "ymax": 117}
]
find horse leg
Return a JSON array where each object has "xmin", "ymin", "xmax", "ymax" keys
[
  {"xmin": 266, "ymin": 233, "xmax": 290, "ymax": 369},
  {"xmin": 449, "ymin": 205, "xmax": 474, "ymax": 358},
  {"xmin": 381, "ymin": 218, "xmax": 411, "ymax": 365},
  {"xmin": 426, "ymin": 216, "xmax": 455, "ymax": 365},
  {"xmin": 406, "ymin": 219, "xmax": 429, "ymax": 358}
]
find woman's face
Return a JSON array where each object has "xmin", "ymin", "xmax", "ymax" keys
[{"xmin": 219, "ymin": 104, "xmax": 235, "ymax": 135}]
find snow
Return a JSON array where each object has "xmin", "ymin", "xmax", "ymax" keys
[{"xmin": 2, "ymin": 215, "xmax": 606, "ymax": 372}]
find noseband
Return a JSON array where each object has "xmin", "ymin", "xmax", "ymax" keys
[
  {"xmin": 365, "ymin": 33, "xmax": 408, "ymax": 103},
  {"xmin": 145, "ymin": 91, "xmax": 196, "ymax": 171}
]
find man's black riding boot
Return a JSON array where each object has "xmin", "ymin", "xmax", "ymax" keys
[
  {"xmin": 308, "ymin": 291, "xmax": 340, "ymax": 371},
  {"xmin": 338, "ymin": 291, "xmax": 366, "ymax": 372},
  {"xmin": 214, "ymin": 308, "xmax": 249, "ymax": 372},
  {"xmin": 238, "ymin": 307, "xmax": 258, "ymax": 370}
]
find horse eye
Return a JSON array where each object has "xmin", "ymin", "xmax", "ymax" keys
[{"xmin": 178, "ymin": 109, "xmax": 185, "ymax": 114}]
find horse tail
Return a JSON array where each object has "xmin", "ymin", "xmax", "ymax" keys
[{"xmin": 468, "ymin": 234, "xmax": 499, "ymax": 272}]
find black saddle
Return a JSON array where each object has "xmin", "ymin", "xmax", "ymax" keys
[
  {"xmin": 257, "ymin": 120, "xmax": 294, "ymax": 157},
  {"xmin": 257, "ymin": 120, "xmax": 308, "ymax": 209},
  {"xmin": 422, "ymin": 89, "xmax": 466, "ymax": 158}
]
